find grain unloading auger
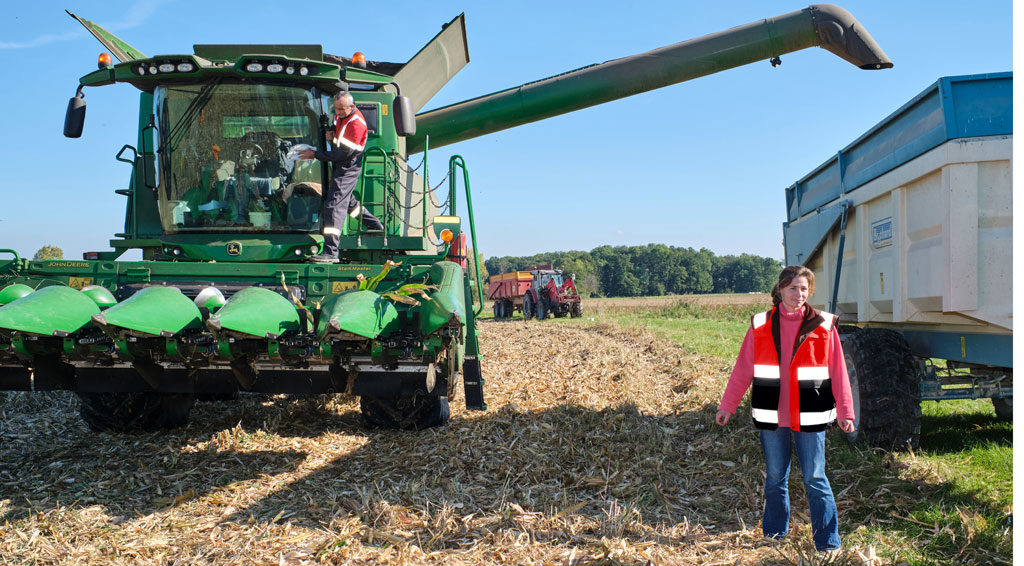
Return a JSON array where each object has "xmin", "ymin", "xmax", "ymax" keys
[{"xmin": 0, "ymin": 5, "xmax": 890, "ymax": 432}]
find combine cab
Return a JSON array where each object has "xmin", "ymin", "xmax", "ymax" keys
[{"xmin": 0, "ymin": 6, "xmax": 891, "ymax": 431}]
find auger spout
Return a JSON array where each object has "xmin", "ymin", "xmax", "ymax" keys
[{"xmin": 407, "ymin": 4, "xmax": 891, "ymax": 152}]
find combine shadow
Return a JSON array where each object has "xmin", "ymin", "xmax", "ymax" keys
[{"xmin": 0, "ymin": 392, "xmax": 367, "ymax": 523}]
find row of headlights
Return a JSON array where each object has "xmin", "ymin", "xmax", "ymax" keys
[
  {"xmin": 134, "ymin": 60, "xmax": 195, "ymax": 76},
  {"xmin": 243, "ymin": 60, "xmax": 311, "ymax": 76},
  {"xmin": 161, "ymin": 246, "xmax": 321, "ymax": 258},
  {"xmin": 130, "ymin": 59, "xmax": 319, "ymax": 78}
]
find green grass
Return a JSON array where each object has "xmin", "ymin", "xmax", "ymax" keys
[
  {"xmin": 590, "ymin": 298, "xmax": 1013, "ymax": 565},
  {"xmin": 587, "ymin": 297, "xmax": 768, "ymax": 360}
]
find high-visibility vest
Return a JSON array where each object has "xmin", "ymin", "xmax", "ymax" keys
[{"xmin": 749, "ymin": 306, "xmax": 837, "ymax": 432}]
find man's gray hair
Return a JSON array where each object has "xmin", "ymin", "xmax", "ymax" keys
[{"xmin": 334, "ymin": 91, "xmax": 354, "ymax": 104}]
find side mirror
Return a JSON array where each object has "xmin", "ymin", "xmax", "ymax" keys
[
  {"xmin": 393, "ymin": 95, "xmax": 416, "ymax": 137},
  {"xmin": 64, "ymin": 86, "xmax": 86, "ymax": 138}
]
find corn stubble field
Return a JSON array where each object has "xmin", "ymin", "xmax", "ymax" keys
[{"xmin": 0, "ymin": 296, "xmax": 1011, "ymax": 565}]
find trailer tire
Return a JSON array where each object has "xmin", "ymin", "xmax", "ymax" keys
[
  {"xmin": 77, "ymin": 392, "xmax": 195, "ymax": 432},
  {"xmin": 991, "ymin": 396, "xmax": 1012, "ymax": 420},
  {"xmin": 360, "ymin": 394, "xmax": 450, "ymax": 430},
  {"xmin": 843, "ymin": 328, "xmax": 921, "ymax": 450}
]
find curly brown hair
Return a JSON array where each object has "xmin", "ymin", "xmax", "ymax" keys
[{"xmin": 770, "ymin": 265, "xmax": 815, "ymax": 306}]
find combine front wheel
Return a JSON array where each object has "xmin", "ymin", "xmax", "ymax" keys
[
  {"xmin": 360, "ymin": 394, "xmax": 450, "ymax": 430},
  {"xmin": 77, "ymin": 392, "xmax": 195, "ymax": 432}
]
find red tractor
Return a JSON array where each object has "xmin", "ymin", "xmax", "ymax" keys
[{"xmin": 488, "ymin": 265, "xmax": 582, "ymax": 320}]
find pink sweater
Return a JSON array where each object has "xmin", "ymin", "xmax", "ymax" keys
[{"xmin": 718, "ymin": 305, "xmax": 855, "ymax": 426}]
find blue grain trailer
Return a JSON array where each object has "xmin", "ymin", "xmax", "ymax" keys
[{"xmin": 783, "ymin": 73, "xmax": 1012, "ymax": 448}]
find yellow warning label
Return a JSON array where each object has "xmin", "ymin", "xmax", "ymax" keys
[
  {"xmin": 382, "ymin": 104, "xmax": 389, "ymax": 116},
  {"xmin": 68, "ymin": 277, "xmax": 93, "ymax": 290},
  {"xmin": 332, "ymin": 281, "xmax": 358, "ymax": 293}
]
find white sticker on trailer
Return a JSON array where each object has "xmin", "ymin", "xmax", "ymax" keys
[{"xmin": 871, "ymin": 217, "xmax": 893, "ymax": 249}]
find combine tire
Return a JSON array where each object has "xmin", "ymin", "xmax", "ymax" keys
[
  {"xmin": 360, "ymin": 394, "xmax": 450, "ymax": 430},
  {"xmin": 843, "ymin": 328, "xmax": 921, "ymax": 450},
  {"xmin": 77, "ymin": 392, "xmax": 195, "ymax": 432},
  {"xmin": 522, "ymin": 294, "xmax": 534, "ymax": 319}
]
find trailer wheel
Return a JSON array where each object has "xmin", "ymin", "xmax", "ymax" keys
[
  {"xmin": 843, "ymin": 328, "xmax": 921, "ymax": 450},
  {"xmin": 492, "ymin": 302, "xmax": 501, "ymax": 318},
  {"xmin": 360, "ymin": 394, "xmax": 450, "ymax": 430},
  {"xmin": 503, "ymin": 300, "xmax": 513, "ymax": 319},
  {"xmin": 991, "ymin": 397, "xmax": 1012, "ymax": 420},
  {"xmin": 990, "ymin": 374, "xmax": 1012, "ymax": 420},
  {"xmin": 522, "ymin": 294, "xmax": 534, "ymax": 319},
  {"xmin": 77, "ymin": 392, "xmax": 195, "ymax": 432}
]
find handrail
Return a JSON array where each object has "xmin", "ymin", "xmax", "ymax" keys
[
  {"xmin": 356, "ymin": 146, "xmax": 398, "ymax": 243},
  {"xmin": 448, "ymin": 155, "xmax": 483, "ymax": 315},
  {"xmin": 0, "ymin": 249, "xmax": 21, "ymax": 262}
]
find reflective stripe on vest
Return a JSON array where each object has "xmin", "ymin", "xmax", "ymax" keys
[{"xmin": 753, "ymin": 364, "xmax": 780, "ymax": 379}]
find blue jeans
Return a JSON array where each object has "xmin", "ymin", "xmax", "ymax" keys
[{"xmin": 759, "ymin": 428, "xmax": 841, "ymax": 551}]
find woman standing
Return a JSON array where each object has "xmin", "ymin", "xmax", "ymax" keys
[{"xmin": 715, "ymin": 265, "xmax": 855, "ymax": 552}]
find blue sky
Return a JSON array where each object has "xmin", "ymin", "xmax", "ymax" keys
[{"xmin": 0, "ymin": 1, "xmax": 1012, "ymax": 262}]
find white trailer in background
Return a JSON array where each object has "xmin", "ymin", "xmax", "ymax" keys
[{"xmin": 783, "ymin": 73, "xmax": 1012, "ymax": 448}]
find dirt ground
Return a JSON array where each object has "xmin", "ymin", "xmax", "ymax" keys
[{"xmin": 0, "ymin": 317, "xmax": 869, "ymax": 565}]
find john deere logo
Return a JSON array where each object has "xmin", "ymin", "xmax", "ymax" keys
[{"xmin": 226, "ymin": 242, "xmax": 242, "ymax": 256}]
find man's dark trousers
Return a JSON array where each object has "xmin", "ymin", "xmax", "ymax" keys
[{"xmin": 323, "ymin": 168, "xmax": 384, "ymax": 256}]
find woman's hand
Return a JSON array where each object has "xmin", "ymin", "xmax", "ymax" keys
[
  {"xmin": 715, "ymin": 409, "xmax": 732, "ymax": 426},
  {"xmin": 837, "ymin": 419, "xmax": 855, "ymax": 433}
]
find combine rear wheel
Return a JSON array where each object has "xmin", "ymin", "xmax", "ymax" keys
[
  {"xmin": 360, "ymin": 394, "xmax": 450, "ymax": 430},
  {"xmin": 843, "ymin": 328, "xmax": 921, "ymax": 450},
  {"xmin": 77, "ymin": 392, "xmax": 195, "ymax": 432}
]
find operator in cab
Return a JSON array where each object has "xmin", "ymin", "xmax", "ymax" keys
[{"xmin": 299, "ymin": 91, "xmax": 383, "ymax": 263}]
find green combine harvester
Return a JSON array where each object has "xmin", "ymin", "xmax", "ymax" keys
[{"xmin": 0, "ymin": 6, "xmax": 891, "ymax": 431}]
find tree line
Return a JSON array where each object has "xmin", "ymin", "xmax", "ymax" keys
[{"xmin": 484, "ymin": 245, "xmax": 781, "ymax": 297}]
